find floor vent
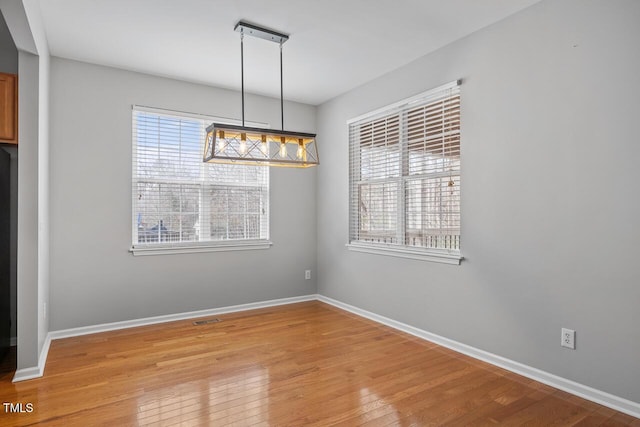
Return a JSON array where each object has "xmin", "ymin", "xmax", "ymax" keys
[{"xmin": 193, "ymin": 318, "xmax": 221, "ymax": 326}]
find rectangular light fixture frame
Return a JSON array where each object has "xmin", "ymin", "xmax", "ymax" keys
[
  {"xmin": 204, "ymin": 20, "xmax": 318, "ymax": 168},
  {"xmin": 204, "ymin": 123, "xmax": 319, "ymax": 168}
]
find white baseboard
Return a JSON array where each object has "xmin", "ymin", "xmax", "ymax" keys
[
  {"xmin": 49, "ymin": 294, "xmax": 317, "ymax": 340},
  {"xmin": 12, "ymin": 334, "xmax": 51, "ymax": 383},
  {"xmin": 10, "ymin": 293, "xmax": 640, "ymax": 419},
  {"xmin": 12, "ymin": 294, "xmax": 317, "ymax": 382},
  {"xmin": 316, "ymin": 295, "xmax": 640, "ymax": 419}
]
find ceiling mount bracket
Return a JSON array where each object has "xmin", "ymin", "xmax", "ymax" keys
[{"xmin": 234, "ymin": 21, "xmax": 289, "ymax": 44}]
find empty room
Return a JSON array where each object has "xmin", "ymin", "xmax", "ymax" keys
[{"xmin": 1, "ymin": 0, "xmax": 639, "ymax": 425}]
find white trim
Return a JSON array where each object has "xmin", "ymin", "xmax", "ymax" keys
[
  {"xmin": 11, "ymin": 295, "xmax": 316, "ymax": 382},
  {"xmin": 48, "ymin": 295, "xmax": 317, "ymax": 340},
  {"xmin": 12, "ymin": 334, "xmax": 51, "ymax": 382},
  {"xmin": 346, "ymin": 242, "xmax": 462, "ymax": 265},
  {"xmin": 317, "ymin": 295, "xmax": 640, "ymax": 419},
  {"xmin": 347, "ymin": 79, "xmax": 460, "ymax": 125},
  {"xmin": 130, "ymin": 240, "xmax": 273, "ymax": 256},
  {"xmin": 9, "ymin": 293, "xmax": 640, "ymax": 418}
]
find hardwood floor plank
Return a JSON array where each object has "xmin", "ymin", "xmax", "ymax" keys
[{"xmin": 0, "ymin": 301, "xmax": 637, "ymax": 426}]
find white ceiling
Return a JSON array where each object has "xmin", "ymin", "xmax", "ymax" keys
[{"xmin": 38, "ymin": 0, "xmax": 541, "ymax": 105}]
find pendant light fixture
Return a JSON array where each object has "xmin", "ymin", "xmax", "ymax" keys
[{"xmin": 203, "ymin": 21, "xmax": 319, "ymax": 168}]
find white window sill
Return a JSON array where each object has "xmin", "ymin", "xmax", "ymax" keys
[
  {"xmin": 130, "ymin": 240, "xmax": 272, "ymax": 256},
  {"xmin": 346, "ymin": 242, "xmax": 462, "ymax": 265}
]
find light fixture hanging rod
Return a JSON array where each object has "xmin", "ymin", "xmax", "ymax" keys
[
  {"xmin": 240, "ymin": 33, "xmax": 245, "ymax": 127},
  {"xmin": 280, "ymin": 42, "xmax": 284, "ymax": 131},
  {"xmin": 234, "ymin": 21, "xmax": 289, "ymax": 44}
]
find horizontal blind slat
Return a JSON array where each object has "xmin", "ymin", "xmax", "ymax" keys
[
  {"xmin": 348, "ymin": 82, "xmax": 461, "ymax": 252},
  {"xmin": 132, "ymin": 108, "xmax": 269, "ymax": 246}
]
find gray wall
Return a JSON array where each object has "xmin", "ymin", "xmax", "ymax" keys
[
  {"xmin": 16, "ymin": 50, "xmax": 42, "ymax": 369},
  {"xmin": 49, "ymin": 58, "xmax": 317, "ymax": 331},
  {"xmin": 0, "ymin": 10, "xmax": 17, "ymax": 73},
  {"xmin": 317, "ymin": 0, "xmax": 640, "ymax": 403},
  {"xmin": 1, "ymin": 0, "xmax": 51, "ymax": 372}
]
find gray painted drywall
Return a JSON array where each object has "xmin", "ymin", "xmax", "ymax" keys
[
  {"xmin": 2, "ymin": 0, "xmax": 51, "ymax": 371},
  {"xmin": 16, "ymin": 50, "xmax": 40, "ymax": 368},
  {"xmin": 36, "ymin": 44, "xmax": 49, "ymax": 364},
  {"xmin": 0, "ymin": 9, "xmax": 17, "ymax": 73},
  {"xmin": 317, "ymin": 0, "xmax": 640, "ymax": 403},
  {"xmin": 49, "ymin": 58, "xmax": 317, "ymax": 331}
]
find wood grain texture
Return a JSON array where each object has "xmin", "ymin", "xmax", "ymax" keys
[
  {"xmin": 0, "ymin": 72, "xmax": 17, "ymax": 144},
  {"xmin": 1, "ymin": 301, "xmax": 638, "ymax": 426}
]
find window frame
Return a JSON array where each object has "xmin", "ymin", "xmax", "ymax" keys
[
  {"xmin": 130, "ymin": 105, "xmax": 272, "ymax": 256},
  {"xmin": 346, "ymin": 81, "xmax": 463, "ymax": 265}
]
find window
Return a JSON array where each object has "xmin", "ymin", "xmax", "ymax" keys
[
  {"xmin": 131, "ymin": 106, "xmax": 269, "ymax": 255},
  {"xmin": 347, "ymin": 81, "xmax": 461, "ymax": 264}
]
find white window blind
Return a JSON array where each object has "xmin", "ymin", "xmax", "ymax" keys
[
  {"xmin": 348, "ymin": 81, "xmax": 461, "ymax": 260},
  {"xmin": 132, "ymin": 107, "xmax": 269, "ymax": 253}
]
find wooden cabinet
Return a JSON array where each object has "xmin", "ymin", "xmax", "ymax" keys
[{"xmin": 0, "ymin": 73, "xmax": 17, "ymax": 144}]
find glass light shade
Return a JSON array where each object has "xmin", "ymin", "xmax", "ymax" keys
[{"xmin": 204, "ymin": 123, "xmax": 319, "ymax": 168}]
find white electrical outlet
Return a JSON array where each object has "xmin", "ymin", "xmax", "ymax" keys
[
  {"xmin": 561, "ymin": 328, "xmax": 575, "ymax": 349},
  {"xmin": 305, "ymin": 270, "xmax": 311, "ymax": 280}
]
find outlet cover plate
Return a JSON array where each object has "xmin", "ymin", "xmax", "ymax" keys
[{"xmin": 561, "ymin": 328, "xmax": 575, "ymax": 349}]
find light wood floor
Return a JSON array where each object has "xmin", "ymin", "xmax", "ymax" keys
[{"xmin": 1, "ymin": 301, "xmax": 638, "ymax": 426}]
